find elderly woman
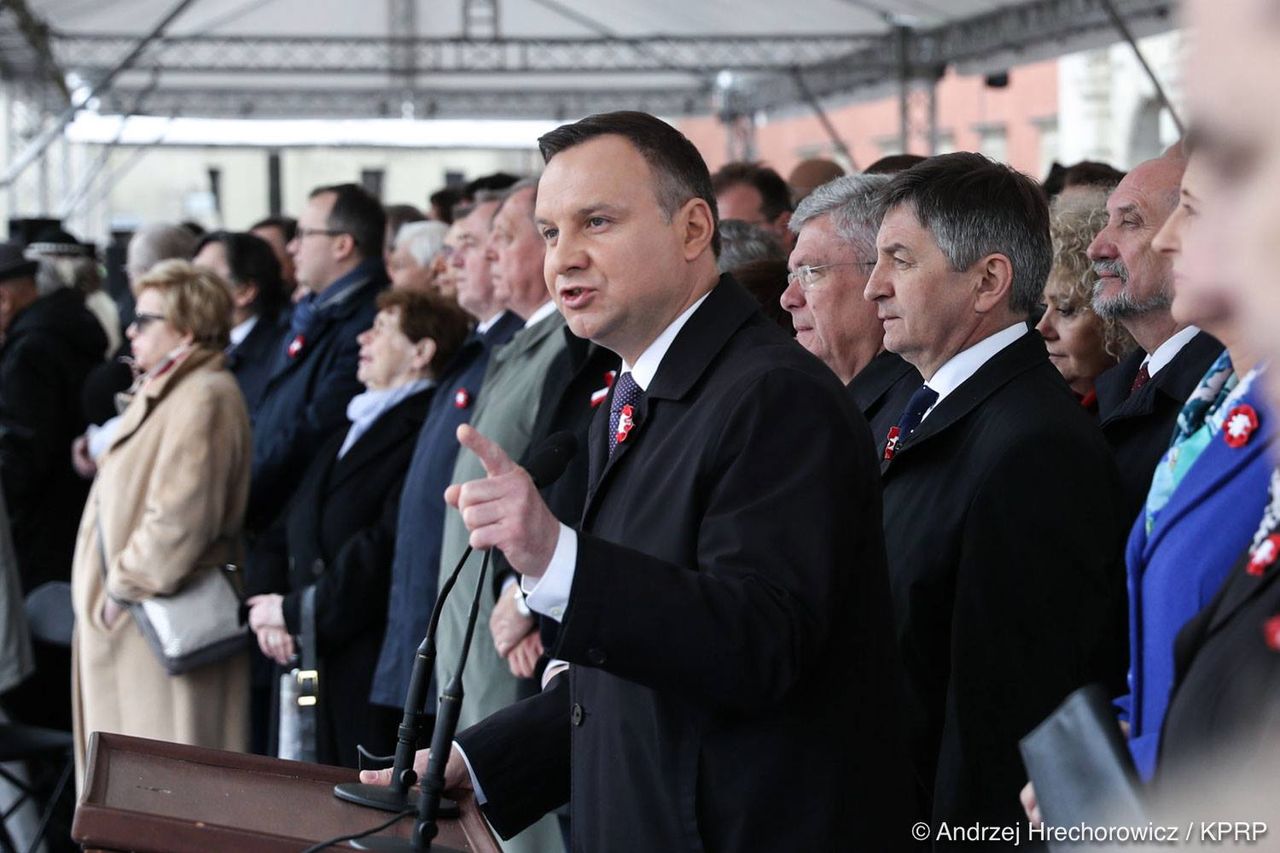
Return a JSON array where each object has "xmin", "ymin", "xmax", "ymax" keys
[
  {"xmin": 70, "ymin": 260, "xmax": 251, "ymax": 786},
  {"xmin": 1037, "ymin": 188, "xmax": 1136, "ymax": 412},
  {"xmin": 244, "ymin": 288, "xmax": 469, "ymax": 767},
  {"xmin": 387, "ymin": 220, "xmax": 450, "ymax": 294}
]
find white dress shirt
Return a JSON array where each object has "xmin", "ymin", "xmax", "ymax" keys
[
  {"xmin": 522, "ymin": 291, "xmax": 711, "ymax": 621},
  {"xmin": 228, "ymin": 315, "xmax": 258, "ymax": 349},
  {"xmin": 920, "ymin": 322, "xmax": 1028, "ymax": 423},
  {"xmin": 522, "ymin": 299, "xmax": 560, "ymax": 328},
  {"xmin": 1142, "ymin": 325, "xmax": 1200, "ymax": 378}
]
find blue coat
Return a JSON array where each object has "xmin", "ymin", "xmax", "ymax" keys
[
  {"xmin": 247, "ymin": 260, "xmax": 386, "ymax": 532},
  {"xmin": 226, "ymin": 312, "xmax": 288, "ymax": 417},
  {"xmin": 368, "ymin": 311, "xmax": 523, "ymax": 708},
  {"xmin": 1120, "ymin": 381, "xmax": 1274, "ymax": 779}
]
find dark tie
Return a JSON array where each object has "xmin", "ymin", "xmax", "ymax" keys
[
  {"xmin": 1130, "ymin": 362, "xmax": 1151, "ymax": 395},
  {"xmin": 608, "ymin": 372, "xmax": 642, "ymax": 457},
  {"xmin": 893, "ymin": 384, "xmax": 939, "ymax": 443}
]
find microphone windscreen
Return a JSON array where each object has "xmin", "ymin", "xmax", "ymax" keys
[{"xmin": 525, "ymin": 430, "xmax": 579, "ymax": 489}]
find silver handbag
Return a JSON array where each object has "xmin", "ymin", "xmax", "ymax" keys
[{"xmin": 97, "ymin": 518, "xmax": 250, "ymax": 675}]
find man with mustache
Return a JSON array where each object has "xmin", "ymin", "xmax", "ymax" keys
[{"xmin": 1087, "ymin": 152, "xmax": 1223, "ymax": 518}]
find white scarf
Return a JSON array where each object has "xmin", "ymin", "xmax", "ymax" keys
[{"xmin": 338, "ymin": 378, "xmax": 434, "ymax": 459}]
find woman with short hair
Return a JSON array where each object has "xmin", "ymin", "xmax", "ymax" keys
[{"xmin": 69, "ymin": 260, "xmax": 252, "ymax": 787}]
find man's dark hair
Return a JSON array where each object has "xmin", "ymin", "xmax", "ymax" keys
[
  {"xmin": 1061, "ymin": 160, "xmax": 1126, "ymax": 192},
  {"xmin": 538, "ymin": 111, "xmax": 721, "ymax": 256},
  {"xmin": 194, "ymin": 230, "xmax": 287, "ymax": 322},
  {"xmin": 711, "ymin": 161, "xmax": 793, "ymax": 221},
  {"xmin": 878, "ymin": 152, "xmax": 1051, "ymax": 316},
  {"xmin": 384, "ymin": 204, "xmax": 426, "ymax": 245},
  {"xmin": 250, "ymin": 215, "xmax": 298, "ymax": 243},
  {"xmin": 863, "ymin": 153, "xmax": 928, "ymax": 175},
  {"xmin": 309, "ymin": 183, "xmax": 387, "ymax": 260},
  {"xmin": 462, "ymin": 172, "xmax": 520, "ymax": 201},
  {"xmin": 429, "ymin": 187, "xmax": 464, "ymax": 224}
]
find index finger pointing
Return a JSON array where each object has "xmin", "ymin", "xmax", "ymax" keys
[{"xmin": 457, "ymin": 424, "xmax": 517, "ymax": 478}]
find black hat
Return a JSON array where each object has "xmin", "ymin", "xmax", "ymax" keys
[
  {"xmin": 0, "ymin": 241, "xmax": 38, "ymax": 284},
  {"xmin": 26, "ymin": 226, "xmax": 94, "ymax": 258}
]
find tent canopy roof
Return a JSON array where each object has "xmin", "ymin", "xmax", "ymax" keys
[{"xmin": 16, "ymin": 0, "xmax": 1176, "ymax": 119}]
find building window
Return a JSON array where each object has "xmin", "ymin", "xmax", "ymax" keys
[
  {"xmin": 1034, "ymin": 118, "xmax": 1059, "ymax": 179},
  {"xmin": 975, "ymin": 124, "xmax": 1008, "ymax": 164},
  {"xmin": 361, "ymin": 169, "xmax": 385, "ymax": 201}
]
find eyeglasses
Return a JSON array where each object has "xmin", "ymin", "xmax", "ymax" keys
[
  {"xmin": 295, "ymin": 227, "xmax": 347, "ymax": 240},
  {"xmin": 130, "ymin": 312, "xmax": 166, "ymax": 331},
  {"xmin": 786, "ymin": 261, "xmax": 876, "ymax": 291}
]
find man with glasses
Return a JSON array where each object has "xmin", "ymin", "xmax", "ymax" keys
[
  {"xmin": 246, "ymin": 183, "xmax": 388, "ymax": 533},
  {"xmin": 781, "ymin": 173, "xmax": 920, "ymax": 456},
  {"xmin": 867, "ymin": 153, "xmax": 1127, "ymax": 835}
]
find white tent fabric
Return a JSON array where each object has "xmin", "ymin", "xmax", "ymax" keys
[{"xmin": 21, "ymin": 0, "xmax": 1177, "ymax": 119}]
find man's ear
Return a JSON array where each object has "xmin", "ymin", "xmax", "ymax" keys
[
  {"xmin": 678, "ymin": 198, "xmax": 716, "ymax": 261},
  {"xmin": 332, "ymin": 233, "xmax": 359, "ymax": 264},
  {"xmin": 232, "ymin": 283, "xmax": 259, "ymax": 311},
  {"xmin": 973, "ymin": 253, "xmax": 1015, "ymax": 314}
]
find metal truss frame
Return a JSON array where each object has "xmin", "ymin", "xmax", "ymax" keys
[
  {"xmin": 93, "ymin": 84, "xmax": 713, "ymax": 121},
  {"xmin": 28, "ymin": 0, "xmax": 1176, "ymax": 120}
]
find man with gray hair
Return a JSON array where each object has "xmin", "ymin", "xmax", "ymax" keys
[
  {"xmin": 388, "ymin": 220, "xmax": 450, "ymax": 293},
  {"xmin": 866, "ymin": 152, "xmax": 1126, "ymax": 835},
  {"xmin": 781, "ymin": 173, "xmax": 919, "ymax": 453},
  {"xmin": 1087, "ymin": 151, "xmax": 1223, "ymax": 517}
]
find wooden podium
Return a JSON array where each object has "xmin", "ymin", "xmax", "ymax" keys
[{"xmin": 72, "ymin": 733, "xmax": 500, "ymax": 852}]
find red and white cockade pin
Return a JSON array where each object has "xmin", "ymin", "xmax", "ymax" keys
[
  {"xmin": 591, "ymin": 370, "xmax": 619, "ymax": 408},
  {"xmin": 1263, "ymin": 615, "xmax": 1280, "ymax": 652},
  {"xmin": 615, "ymin": 404, "xmax": 636, "ymax": 445},
  {"xmin": 287, "ymin": 334, "xmax": 306, "ymax": 359},
  {"xmin": 454, "ymin": 388, "xmax": 471, "ymax": 409},
  {"xmin": 883, "ymin": 426, "xmax": 902, "ymax": 462},
  {"xmin": 1224, "ymin": 404, "xmax": 1260, "ymax": 448},
  {"xmin": 1247, "ymin": 533, "xmax": 1280, "ymax": 576}
]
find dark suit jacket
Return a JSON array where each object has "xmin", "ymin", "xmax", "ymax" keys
[
  {"xmin": 247, "ymin": 260, "xmax": 386, "ymax": 532},
  {"xmin": 0, "ymin": 288, "xmax": 105, "ymax": 591},
  {"xmin": 848, "ymin": 349, "xmax": 921, "ymax": 458},
  {"xmin": 1157, "ymin": 516, "xmax": 1280, "ymax": 786},
  {"xmin": 247, "ymin": 387, "xmax": 432, "ymax": 768},
  {"xmin": 457, "ymin": 277, "xmax": 913, "ymax": 851},
  {"xmin": 1094, "ymin": 331, "xmax": 1223, "ymax": 521},
  {"xmin": 880, "ymin": 331, "xmax": 1127, "ymax": 842},
  {"xmin": 226, "ymin": 313, "xmax": 288, "ymax": 416}
]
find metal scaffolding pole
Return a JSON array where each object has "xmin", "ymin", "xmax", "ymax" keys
[
  {"xmin": 1098, "ymin": 0, "xmax": 1183, "ymax": 134},
  {"xmin": 0, "ymin": 0, "xmax": 196, "ymax": 190},
  {"xmin": 791, "ymin": 68, "xmax": 856, "ymax": 170}
]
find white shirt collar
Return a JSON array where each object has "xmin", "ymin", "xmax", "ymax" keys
[
  {"xmin": 475, "ymin": 311, "xmax": 504, "ymax": 335},
  {"xmin": 924, "ymin": 322, "xmax": 1028, "ymax": 416},
  {"xmin": 523, "ymin": 300, "xmax": 559, "ymax": 329},
  {"xmin": 228, "ymin": 315, "xmax": 258, "ymax": 348},
  {"xmin": 622, "ymin": 292, "xmax": 711, "ymax": 390},
  {"xmin": 1143, "ymin": 325, "xmax": 1200, "ymax": 377}
]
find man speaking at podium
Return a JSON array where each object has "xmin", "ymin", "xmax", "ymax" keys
[{"xmin": 365, "ymin": 112, "xmax": 913, "ymax": 850}]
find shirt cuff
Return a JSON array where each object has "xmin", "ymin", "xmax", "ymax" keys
[
  {"xmin": 522, "ymin": 523, "xmax": 576, "ymax": 623},
  {"xmin": 453, "ymin": 740, "xmax": 486, "ymax": 805},
  {"xmin": 541, "ymin": 658, "xmax": 569, "ymax": 691}
]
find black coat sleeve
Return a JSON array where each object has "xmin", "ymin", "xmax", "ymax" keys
[
  {"xmin": 454, "ymin": 672, "xmax": 571, "ymax": 840},
  {"xmin": 0, "ymin": 338, "xmax": 64, "ymax": 510},
  {"xmin": 281, "ymin": 473, "xmax": 405, "ymax": 652}
]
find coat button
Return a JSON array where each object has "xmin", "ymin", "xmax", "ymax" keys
[
  {"xmin": 312, "ymin": 558, "xmax": 324, "ymax": 577},
  {"xmin": 570, "ymin": 703, "xmax": 585, "ymax": 726},
  {"xmin": 587, "ymin": 648, "xmax": 606, "ymax": 666}
]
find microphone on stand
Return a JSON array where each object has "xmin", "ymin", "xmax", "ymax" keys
[{"xmin": 335, "ymin": 431, "xmax": 579, "ymax": 843}]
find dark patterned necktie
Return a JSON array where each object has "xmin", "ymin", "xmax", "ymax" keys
[
  {"xmin": 608, "ymin": 372, "xmax": 642, "ymax": 457},
  {"xmin": 894, "ymin": 384, "xmax": 939, "ymax": 442},
  {"xmin": 1130, "ymin": 362, "xmax": 1152, "ymax": 395}
]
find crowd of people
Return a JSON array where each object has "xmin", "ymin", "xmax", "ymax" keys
[{"xmin": 1, "ymin": 1, "xmax": 1279, "ymax": 848}]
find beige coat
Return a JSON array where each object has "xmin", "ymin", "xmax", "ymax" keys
[{"xmin": 70, "ymin": 347, "xmax": 251, "ymax": 788}]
